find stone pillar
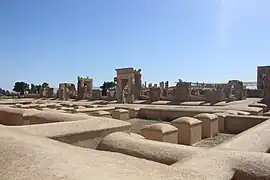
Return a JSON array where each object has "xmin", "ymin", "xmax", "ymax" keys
[
  {"xmin": 160, "ymin": 81, "xmax": 165, "ymax": 89},
  {"xmin": 171, "ymin": 117, "xmax": 202, "ymax": 145},
  {"xmin": 149, "ymin": 87, "xmax": 161, "ymax": 102},
  {"xmin": 213, "ymin": 112, "xmax": 227, "ymax": 132},
  {"xmin": 115, "ymin": 68, "xmax": 140, "ymax": 104},
  {"xmin": 140, "ymin": 123, "xmax": 178, "ymax": 144},
  {"xmin": 165, "ymin": 81, "xmax": 169, "ymax": 89},
  {"xmin": 175, "ymin": 83, "xmax": 190, "ymax": 101},
  {"xmin": 194, "ymin": 113, "xmax": 218, "ymax": 138}
]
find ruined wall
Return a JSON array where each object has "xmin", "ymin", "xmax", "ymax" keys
[
  {"xmin": 224, "ymin": 115, "xmax": 268, "ymax": 133},
  {"xmin": 77, "ymin": 76, "xmax": 93, "ymax": 100},
  {"xmin": 257, "ymin": 66, "xmax": 270, "ymax": 89},
  {"xmin": 247, "ymin": 89, "xmax": 264, "ymax": 98}
]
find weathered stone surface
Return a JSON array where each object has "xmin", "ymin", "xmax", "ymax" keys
[
  {"xmin": 194, "ymin": 113, "xmax": 218, "ymax": 138},
  {"xmin": 112, "ymin": 109, "xmax": 129, "ymax": 120},
  {"xmin": 141, "ymin": 123, "xmax": 178, "ymax": 144},
  {"xmin": 213, "ymin": 112, "xmax": 227, "ymax": 132},
  {"xmin": 171, "ymin": 117, "xmax": 202, "ymax": 145},
  {"xmin": 92, "ymin": 110, "xmax": 111, "ymax": 118}
]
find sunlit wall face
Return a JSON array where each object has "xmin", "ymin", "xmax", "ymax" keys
[{"xmin": 257, "ymin": 66, "xmax": 270, "ymax": 89}]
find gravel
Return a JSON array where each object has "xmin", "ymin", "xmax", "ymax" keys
[{"xmin": 193, "ymin": 133, "xmax": 235, "ymax": 148}]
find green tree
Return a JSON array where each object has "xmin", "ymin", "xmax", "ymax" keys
[
  {"xmin": 36, "ymin": 85, "xmax": 42, "ymax": 94},
  {"xmin": 4, "ymin": 90, "xmax": 10, "ymax": 96},
  {"xmin": 13, "ymin": 82, "xmax": 29, "ymax": 95},
  {"xmin": 30, "ymin": 84, "xmax": 37, "ymax": 94},
  {"xmin": 100, "ymin": 81, "xmax": 116, "ymax": 96},
  {"xmin": 41, "ymin": 82, "xmax": 50, "ymax": 88}
]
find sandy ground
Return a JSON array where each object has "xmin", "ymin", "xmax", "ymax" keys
[
  {"xmin": 193, "ymin": 133, "xmax": 235, "ymax": 147},
  {"xmin": 126, "ymin": 118, "xmax": 235, "ymax": 147}
]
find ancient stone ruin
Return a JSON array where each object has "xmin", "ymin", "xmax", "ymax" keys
[
  {"xmin": 77, "ymin": 76, "xmax": 93, "ymax": 100},
  {"xmin": 58, "ymin": 83, "xmax": 76, "ymax": 100},
  {"xmin": 1, "ymin": 95, "xmax": 270, "ymax": 180},
  {"xmin": 115, "ymin": 68, "xmax": 141, "ymax": 103},
  {"xmin": 2, "ymin": 65, "xmax": 270, "ymax": 180}
]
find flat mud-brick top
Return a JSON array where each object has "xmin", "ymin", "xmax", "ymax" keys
[
  {"xmin": 224, "ymin": 110, "xmax": 250, "ymax": 115},
  {"xmin": 113, "ymin": 109, "xmax": 129, "ymax": 113},
  {"xmin": 45, "ymin": 103, "xmax": 57, "ymax": 108},
  {"xmin": 263, "ymin": 111, "xmax": 270, "ymax": 116},
  {"xmin": 42, "ymin": 109, "xmax": 66, "ymax": 113},
  {"xmin": 0, "ymin": 106, "xmax": 28, "ymax": 115},
  {"xmin": 14, "ymin": 103, "xmax": 23, "ymax": 108},
  {"xmin": 73, "ymin": 107, "xmax": 115, "ymax": 113},
  {"xmin": 29, "ymin": 104, "xmax": 39, "ymax": 108},
  {"xmin": 61, "ymin": 107, "xmax": 74, "ymax": 112},
  {"xmin": 141, "ymin": 123, "xmax": 178, "ymax": 134},
  {"xmin": 172, "ymin": 117, "xmax": 202, "ymax": 126},
  {"xmin": 194, "ymin": 113, "xmax": 218, "ymax": 120},
  {"xmin": 60, "ymin": 103, "xmax": 74, "ymax": 107},
  {"xmin": 38, "ymin": 104, "xmax": 47, "ymax": 108},
  {"xmin": 213, "ymin": 112, "xmax": 228, "ymax": 117},
  {"xmin": 22, "ymin": 109, "xmax": 42, "ymax": 117},
  {"xmin": 10, "ymin": 117, "xmax": 132, "ymax": 139},
  {"xmin": 74, "ymin": 105, "xmax": 86, "ymax": 109},
  {"xmin": 115, "ymin": 67, "xmax": 134, "ymax": 75},
  {"xmin": 249, "ymin": 103, "xmax": 267, "ymax": 110},
  {"xmin": 26, "ymin": 111, "xmax": 90, "ymax": 122},
  {"xmin": 20, "ymin": 104, "xmax": 31, "ymax": 109},
  {"xmin": 55, "ymin": 104, "xmax": 62, "ymax": 108},
  {"xmin": 221, "ymin": 106, "xmax": 263, "ymax": 115},
  {"xmin": 92, "ymin": 111, "xmax": 111, "ymax": 116}
]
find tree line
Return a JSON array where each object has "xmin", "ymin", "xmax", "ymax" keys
[
  {"xmin": 1, "ymin": 80, "xmax": 116, "ymax": 97},
  {"xmin": 0, "ymin": 81, "xmax": 51, "ymax": 96},
  {"xmin": 100, "ymin": 81, "xmax": 116, "ymax": 96}
]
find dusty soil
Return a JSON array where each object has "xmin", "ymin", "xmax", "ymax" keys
[{"xmin": 193, "ymin": 133, "xmax": 235, "ymax": 148}]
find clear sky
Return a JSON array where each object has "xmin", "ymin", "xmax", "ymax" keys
[{"xmin": 0, "ymin": 0, "xmax": 269, "ymax": 90}]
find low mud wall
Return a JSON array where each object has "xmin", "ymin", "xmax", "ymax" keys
[
  {"xmin": 0, "ymin": 106, "xmax": 41, "ymax": 125},
  {"xmin": 224, "ymin": 115, "xmax": 269, "ymax": 133},
  {"xmin": 138, "ymin": 107, "xmax": 225, "ymax": 121},
  {"xmin": 11, "ymin": 118, "xmax": 131, "ymax": 149},
  {"xmin": 217, "ymin": 119, "xmax": 270, "ymax": 152},
  {"xmin": 24, "ymin": 111, "xmax": 90, "ymax": 125}
]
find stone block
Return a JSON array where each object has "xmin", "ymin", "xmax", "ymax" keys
[
  {"xmin": 74, "ymin": 105, "xmax": 86, "ymax": 109},
  {"xmin": 171, "ymin": 117, "xmax": 202, "ymax": 145},
  {"xmin": 264, "ymin": 111, "xmax": 270, "ymax": 116},
  {"xmin": 213, "ymin": 112, "xmax": 227, "ymax": 132},
  {"xmin": 126, "ymin": 132, "xmax": 145, "ymax": 139},
  {"xmin": 225, "ymin": 110, "xmax": 250, "ymax": 116},
  {"xmin": 55, "ymin": 104, "xmax": 62, "ymax": 108},
  {"xmin": 60, "ymin": 107, "xmax": 74, "ymax": 112},
  {"xmin": 20, "ymin": 105, "xmax": 30, "ymax": 109},
  {"xmin": 29, "ymin": 104, "xmax": 39, "ymax": 109},
  {"xmin": 129, "ymin": 108, "xmax": 140, "ymax": 118},
  {"xmin": 224, "ymin": 115, "xmax": 268, "ymax": 133},
  {"xmin": 194, "ymin": 113, "xmax": 218, "ymax": 138},
  {"xmin": 249, "ymin": 103, "xmax": 267, "ymax": 112},
  {"xmin": 92, "ymin": 111, "xmax": 111, "ymax": 118},
  {"xmin": 15, "ymin": 103, "xmax": 23, "ymax": 108},
  {"xmin": 112, "ymin": 109, "xmax": 129, "ymax": 120},
  {"xmin": 37, "ymin": 104, "xmax": 47, "ymax": 110},
  {"xmin": 140, "ymin": 123, "xmax": 178, "ymax": 144}
]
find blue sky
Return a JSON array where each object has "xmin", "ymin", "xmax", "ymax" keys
[{"xmin": 0, "ymin": 0, "xmax": 269, "ymax": 90}]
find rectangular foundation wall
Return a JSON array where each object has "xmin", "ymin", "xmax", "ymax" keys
[{"xmin": 224, "ymin": 115, "xmax": 269, "ymax": 133}]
